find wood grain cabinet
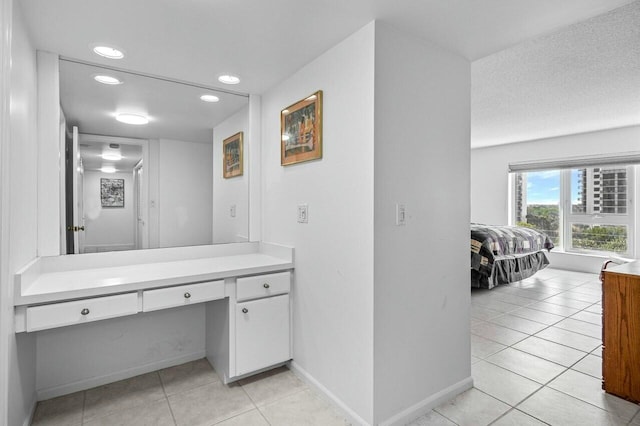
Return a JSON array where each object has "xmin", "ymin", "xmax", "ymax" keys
[{"xmin": 602, "ymin": 261, "xmax": 640, "ymax": 403}]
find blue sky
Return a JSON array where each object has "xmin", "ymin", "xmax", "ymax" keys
[{"xmin": 526, "ymin": 170, "xmax": 581, "ymax": 205}]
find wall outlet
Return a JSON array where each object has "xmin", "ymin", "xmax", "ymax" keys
[
  {"xmin": 230, "ymin": 204, "xmax": 236, "ymax": 218},
  {"xmin": 297, "ymin": 204, "xmax": 309, "ymax": 223},
  {"xmin": 396, "ymin": 203, "xmax": 406, "ymax": 226}
]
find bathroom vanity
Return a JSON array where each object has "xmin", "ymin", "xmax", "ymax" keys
[{"xmin": 14, "ymin": 242, "xmax": 294, "ymax": 394}]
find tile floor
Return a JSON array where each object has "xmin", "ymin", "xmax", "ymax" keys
[
  {"xmin": 32, "ymin": 268, "xmax": 640, "ymax": 426},
  {"xmin": 410, "ymin": 267, "xmax": 640, "ymax": 426},
  {"xmin": 31, "ymin": 361, "xmax": 349, "ymax": 426}
]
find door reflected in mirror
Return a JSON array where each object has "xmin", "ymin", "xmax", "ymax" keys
[{"xmin": 60, "ymin": 59, "xmax": 250, "ymax": 254}]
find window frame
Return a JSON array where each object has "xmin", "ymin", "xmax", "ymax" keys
[{"xmin": 510, "ymin": 165, "xmax": 636, "ymax": 258}]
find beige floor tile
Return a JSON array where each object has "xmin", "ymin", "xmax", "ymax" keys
[
  {"xmin": 31, "ymin": 392, "xmax": 84, "ymax": 426},
  {"xmin": 513, "ymin": 336, "xmax": 586, "ymax": 367},
  {"xmin": 471, "ymin": 334, "xmax": 507, "ymax": 359},
  {"xmin": 542, "ymin": 296, "xmax": 592, "ymax": 310},
  {"xmin": 259, "ymin": 389, "xmax": 348, "ymax": 426},
  {"xmin": 406, "ymin": 410, "xmax": 456, "ymax": 425},
  {"xmin": 548, "ymin": 369, "xmax": 640, "ymax": 422},
  {"xmin": 554, "ymin": 318, "xmax": 601, "ymax": 339},
  {"xmin": 471, "ymin": 322, "xmax": 528, "ymax": 346},
  {"xmin": 526, "ymin": 301, "xmax": 580, "ymax": 316},
  {"xmin": 214, "ymin": 409, "xmax": 269, "ymax": 426},
  {"xmin": 82, "ymin": 398, "xmax": 174, "ymax": 426},
  {"xmin": 491, "ymin": 409, "xmax": 547, "ymax": 425},
  {"xmin": 471, "ymin": 298, "xmax": 522, "ymax": 314},
  {"xmin": 508, "ymin": 307, "xmax": 564, "ymax": 325},
  {"xmin": 471, "ymin": 356, "xmax": 482, "ymax": 364},
  {"xmin": 239, "ymin": 366, "xmax": 307, "ymax": 406},
  {"xmin": 471, "ymin": 305, "xmax": 503, "ymax": 321},
  {"xmin": 570, "ymin": 310, "xmax": 602, "ymax": 326},
  {"xmin": 489, "ymin": 293, "xmax": 536, "ymax": 307},
  {"xmin": 168, "ymin": 381, "xmax": 254, "ymax": 426},
  {"xmin": 571, "ymin": 353, "xmax": 602, "ymax": 378},
  {"xmin": 471, "ymin": 361, "xmax": 541, "ymax": 406},
  {"xmin": 561, "ymin": 290, "xmax": 602, "ymax": 303},
  {"xmin": 159, "ymin": 358, "xmax": 219, "ymax": 396},
  {"xmin": 434, "ymin": 388, "xmax": 509, "ymax": 426},
  {"xmin": 585, "ymin": 303, "xmax": 603, "ymax": 314},
  {"xmin": 591, "ymin": 345, "xmax": 603, "ymax": 357},
  {"xmin": 83, "ymin": 372, "xmax": 166, "ymax": 421},
  {"xmin": 519, "ymin": 386, "xmax": 627, "ymax": 425},
  {"xmin": 488, "ymin": 314, "xmax": 548, "ymax": 334},
  {"xmin": 534, "ymin": 326, "xmax": 601, "ymax": 352},
  {"xmin": 485, "ymin": 348, "xmax": 566, "ymax": 384}
]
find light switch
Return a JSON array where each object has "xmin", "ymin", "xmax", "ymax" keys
[
  {"xmin": 297, "ymin": 204, "xmax": 308, "ymax": 223},
  {"xmin": 396, "ymin": 203, "xmax": 406, "ymax": 226}
]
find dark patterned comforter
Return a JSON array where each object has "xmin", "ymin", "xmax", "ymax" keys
[{"xmin": 471, "ymin": 224, "xmax": 554, "ymax": 289}]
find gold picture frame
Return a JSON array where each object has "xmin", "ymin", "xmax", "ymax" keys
[
  {"xmin": 223, "ymin": 131, "xmax": 243, "ymax": 178},
  {"xmin": 281, "ymin": 90, "xmax": 322, "ymax": 166}
]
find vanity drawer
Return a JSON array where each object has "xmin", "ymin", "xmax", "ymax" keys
[
  {"xmin": 26, "ymin": 293, "xmax": 138, "ymax": 332},
  {"xmin": 142, "ymin": 280, "xmax": 225, "ymax": 312},
  {"xmin": 236, "ymin": 272, "xmax": 291, "ymax": 302}
]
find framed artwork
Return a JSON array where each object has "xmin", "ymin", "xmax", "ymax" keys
[
  {"xmin": 223, "ymin": 131, "xmax": 243, "ymax": 178},
  {"xmin": 101, "ymin": 178, "xmax": 124, "ymax": 207},
  {"xmin": 281, "ymin": 90, "xmax": 322, "ymax": 166}
]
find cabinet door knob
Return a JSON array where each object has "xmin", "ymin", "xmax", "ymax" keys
[
  {"xmin": 184, "ymin": 292, "xmax": 191, "ymax": 299},
  {"xmin": 81, "ymin": 308, "xmax": 90, "ymax": 316},
  {"xmin": 263, "ymin": 283, "xmax": 270, "ymax": 289},
  {"xmin": 242, "ymin": 308, "xmax": 248, "ymax": 314}
]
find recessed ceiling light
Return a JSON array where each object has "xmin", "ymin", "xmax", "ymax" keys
[
  {"xmin": 100, "ymin": 166, "xmax": 117, "ymax": 173},
  {"xmin": 101, "ymin": 153, "xmax": 122, "ymax": 161},
  {"xmin": 116, "ymin": 113, "xmax": 149, "ymax": 125},
  {"xmin": 218, "ymin": 74, "xmax": 240, "ymax": 85},
  {"xmin": 200, "ymin": 94, "xmax": 220, "ymax": 103},
  {"xmin": 93, "ymin": 45, "xmax": 124, "ymax": 59},
  {"xmin": 94, "ymin": 75, "xmax": 123, "ymax": 85}
]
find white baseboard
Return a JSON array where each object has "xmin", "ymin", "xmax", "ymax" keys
[
  {"xmin": 378, "ymin": 376, "xmax": 474, "ymax": 426},
  {"xmin": 22, "ymin": 396, "xmax": 37, "ymax": 426},
  {"xmin": 36, "ymin": 351, "xmax": 205, "ymax": 401},
  {"xmin": 288, "ymin": 361, "xmax": 372, "ymax": 426}
]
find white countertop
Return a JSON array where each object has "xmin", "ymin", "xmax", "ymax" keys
[{"xmin": 15, "ymin": 243, "xmax": 294, "ymax": 305}]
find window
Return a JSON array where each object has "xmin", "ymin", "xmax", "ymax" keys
[{"xmin": 512, "ymin": 165, "xmax": 635, "ymax": 257}]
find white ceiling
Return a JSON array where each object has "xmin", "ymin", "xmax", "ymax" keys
[
  {"xmin": 20, "ymin": 0, "xmax": 640, "ymax": 146},
  {"xmin": 472, "ymin": 0, "xmax": 640, "ymax": 148}
]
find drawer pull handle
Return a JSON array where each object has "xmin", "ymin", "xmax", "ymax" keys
[
  {"xmin": 81, "ymin": 308, "xmax": 90, "ymax": 316},
  {"xmin": 184, "ymin": 292, "xmax": 191, "ymax": 299},
  {"xmin": 263, "ymin": 283, "xmax": 270, "ymax": 289},
  {"xmin": 242, "ymin": 308, "xmax": 248, "ymax": 314}
]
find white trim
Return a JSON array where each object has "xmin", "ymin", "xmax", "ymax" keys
[
  {"xmin": 248, "ymin": 94, "xmax": 262, "ymax": 242},
  {"xmin": 22, "ymin": 400, "xmax": 36, "ymax": 426},
  {"xmin": 288, "ymin": 360, "xmax": 372, "ymax": 426},
  {"xmin": 0, "ymin": 0, "xmax": 13, "ymax": 422},
  {"xmin": 377, "ymin": 376, "xmax": 473, "ymax": 426},
  {"xmin": 36, "ymin": 350, "xmax": 205, "ymax": 401},
  {"xmin": 509, "ymin": 151, "xmax": 640, "ymax": 172}
]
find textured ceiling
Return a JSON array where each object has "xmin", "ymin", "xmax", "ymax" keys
[{"xmin": 472, "ymin": 0, "xmax": 640, "ymax": 148}]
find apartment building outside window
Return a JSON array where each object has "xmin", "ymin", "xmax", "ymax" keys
[{"xmin": 512, "ymin": 165, "xmax": 635, "ymax": 257}]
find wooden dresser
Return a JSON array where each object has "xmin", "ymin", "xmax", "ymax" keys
[{"xmin": 602, "ymin": 260, "xmax": 640, "ymax": 403}]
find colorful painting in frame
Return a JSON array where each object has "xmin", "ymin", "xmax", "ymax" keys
[
  {"xmin": 223, "ymin": 131, "xmax": 243, "ymax": 178},
  {"xmin": 281, "ymin": 90, "xmax": 322, "ymax": 166},
  {"xmin": 100, "ymin": 178, "xmax": 124, "ymax": 207}
]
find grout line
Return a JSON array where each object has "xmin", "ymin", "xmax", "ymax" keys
[{"xmin": 157, "ymin": 370, "xmax": 178, "ymax": 426}]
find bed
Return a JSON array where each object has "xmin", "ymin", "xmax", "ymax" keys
[{"xmin": 471, "ymin": 223, "xmax": 554, "ymax": 289}]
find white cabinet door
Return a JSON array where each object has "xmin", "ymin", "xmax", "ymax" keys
[{"xmin": 235, "ymin": 294, "xmax": 290, "ymax": 376}]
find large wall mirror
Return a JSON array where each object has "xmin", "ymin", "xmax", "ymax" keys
[{"xmin": 59, "ymin": 58, "xmax": 250, "ymax": 254}]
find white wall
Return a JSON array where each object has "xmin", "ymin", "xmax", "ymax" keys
[
  {"xmin": 35, "ymin": 305, "xmax": 205, "ymax": 398},
  {"xmin": 262, "ymin": 22, "xmax": 376, "ymax": 424},
  {"xmin": 5, "ymin": 2, "xmax": 38, "ymax": 423},
  {"xmin": 157, "ymin": 138, "xmax": 213, "ymax": 248},
  {"xmin": 83, "ymin": 171, "xmax": 135, "ymax": 252},
  {"xmin": 470, "ymin": 126, "xmax": 640, "ymax": 271},
  {"xmin": 212, "ymin": 106, "xmax": 249, "ymax": 243},
  {"xmin": 372, "ymin": 23, "xmax": 471, "ymax": 424}
]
